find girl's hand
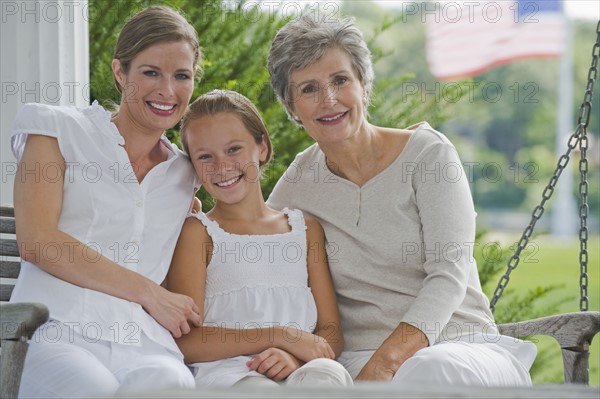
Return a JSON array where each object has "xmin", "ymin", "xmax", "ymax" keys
[
  {"xmin": 278, "ymin": 327, "xmax": 335, "ymax": 362},
  {"xmin": 142, "ymin": 285, "xmax": 202, "ymax": 338},
  {"xmin": 246, "ymin": 348, "xmax": 301, "ymax": 381}
]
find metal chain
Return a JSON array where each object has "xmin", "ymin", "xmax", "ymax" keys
[
  {"xmin": 576, "ymin": 20, "xmax": 599, "ymax": 311},
  {"xmin": 490, "ymin": 20, "xmax": 599, "ymax": 314}
]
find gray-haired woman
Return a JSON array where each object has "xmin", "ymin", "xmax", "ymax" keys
[{"xmin": 266, "ymin": 14, "xmax": 537, "ymax": 386}]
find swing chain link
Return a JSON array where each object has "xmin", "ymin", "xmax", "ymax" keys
[
  {"xmin": 490, "ymin": 20, "xmax": 599, "ymax": 314},
  {"xmin": 576, "ymin": 20, "xmax": 599, "ymax": 312}
]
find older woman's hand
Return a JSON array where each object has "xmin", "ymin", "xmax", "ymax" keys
[
  {"xmin": 354, "ymin": 353, "xmax": 398, "ymax": 382},
  {"xmin": 355, "ymin": 322, "xmax": 428, "ymax": 382}
]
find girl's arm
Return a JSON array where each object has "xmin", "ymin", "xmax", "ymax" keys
[
  {"xmin": 305, "ymin": 215, "xmax": 344, "ymax": 357},
  {"xmin": 14, "ymin": 135, "xmax": 202, "ymax": 337},
  {"xmin": 168, "ymin": 216, "xmax": 335, "ymax": 364}
]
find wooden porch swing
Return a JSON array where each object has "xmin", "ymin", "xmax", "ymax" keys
[
  {"xmin": 0, "ymin": 20, "xmax": 599, "ymax": 399},
  {"xmin": 494, "ymin": 19, "xmax": 600, "ymax": 385}
]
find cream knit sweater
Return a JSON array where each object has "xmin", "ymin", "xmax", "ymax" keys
[{"xmin": 267, "ymin": 123, "xmax": 497, "ymax": 351}]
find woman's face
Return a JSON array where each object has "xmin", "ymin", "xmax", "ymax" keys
[
  {"xmin": 185, "ymin": 112, "xmax": 268, "ymax": 205},
  {"xmin": 112, "ymin": 41, "xmax": 195, "ymax": 135},
  {"xmin": 289, "ymin": 47, "xmax": 366, "ymax": 145}
]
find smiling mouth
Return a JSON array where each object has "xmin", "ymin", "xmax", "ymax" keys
[
  {"xmin": 215, "ymin": 175, "xmax": 243, "ymax": 188},
  {"xmin": 147, "ymin": 101, "xmax": 175, "ymax": 111},
  {"xmin": 318, "ymin": 111, "xmax": 347, "ymax": 122}
]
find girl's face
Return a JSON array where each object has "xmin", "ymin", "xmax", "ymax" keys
[
  {"xmin": 289, "ymin": 47, "xmax": 367, "ymax": 145},
  {"xmin": 185, "ymin": 112, "xmax": 269, "ymax": 205},
  {"xmin": 112, "ymin": 41, "xmax": 195, "ymax": 135}
]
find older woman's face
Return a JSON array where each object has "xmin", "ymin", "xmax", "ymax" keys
[{"xmin": 289, "ymin": 47, "xmax": 366, "ymax": 145}]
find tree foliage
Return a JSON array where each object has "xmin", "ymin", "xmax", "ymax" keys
[{"xmin": 345, "ymin": 1, "xmax": 599, "ymax": 218}]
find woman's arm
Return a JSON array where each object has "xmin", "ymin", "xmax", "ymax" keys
[
  {"xmin": 14, "ymin": 134, "xmax": 202, "ymax": 337},
  {"xmin": 355, "ymin": 323, "xmax": 428, "ymax": 381},
  {"xmin": 357, "ymin": 139, "xmax": 477, "ymax": 381},
  {"xmin": 305, "ymin": 215, "xmax": 344, "ymax": 357}
]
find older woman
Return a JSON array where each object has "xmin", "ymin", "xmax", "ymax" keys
[
  {"xmin": 12, "ymin": 6, "xmax": 201, "ymax": 398},
  {"xmin": 266, "ymin": 15, "xmax": 537, "ymax": 386}
]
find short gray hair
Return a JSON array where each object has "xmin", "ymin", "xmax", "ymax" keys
[{"xmin": 268, "ymin": 14, "xmax": 374, "ymax": 125}]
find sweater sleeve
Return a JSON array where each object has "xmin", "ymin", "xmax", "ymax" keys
[{"xmin": 400, "ymin": 140, "xmax": 477, "ymax": 345}]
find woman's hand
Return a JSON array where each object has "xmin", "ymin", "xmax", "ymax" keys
[
  {"xmin": 277, "ymin": 327, "xmax": 335, "ymax": 362},
  {"xmin": 246, "ymin": 348, "xmax": 301, "ymax": 381},
  {"xmin": 354, "ymin": 353, "xmax": 398, "ymax": 382},
  {"xmin": 142, "ymin": 285, "xmax": 202, "ymax": 338},
  {"xmin": 355, "ymin": 322, "xmax": 428, "ymax": 382},
  {"xmin": 191, "ymin": 197, "xmax": 202, "ymax": 214}
]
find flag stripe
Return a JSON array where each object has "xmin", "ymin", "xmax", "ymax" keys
[{"xmin": 426, "ymin": 0, "xmax": 565, "ymax": 80}]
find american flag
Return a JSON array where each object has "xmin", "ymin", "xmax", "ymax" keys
[{"xmin": 425, "ymin": 0, "xmax": 566, "ymax": 80}]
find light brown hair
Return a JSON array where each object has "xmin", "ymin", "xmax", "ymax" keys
[
  {"xmin": 180, "ymin": 90, "xmax": 273, "ymax": 167},
  {"xmin": 113, "ymin": 6, "xmax": 202, "ymax": 93}
]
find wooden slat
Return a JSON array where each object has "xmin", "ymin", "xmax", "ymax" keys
[
  {"xmin": 0, "ymin": 217, "xmax": 16, "ymax": 234},
  {"xmin": 0, "ymin": 239, "xmax": 19, "ymax": 258},
  {"xmin": 0, "ymin": 206, "xmax": 14, "ymax": 218},
  {"xmin": 0, "ymin": 261, "xmax": 21, "ymax": 279},
  {"xmin": 0, "ymin": 284, "xmax": 15, "ymax": 302}
]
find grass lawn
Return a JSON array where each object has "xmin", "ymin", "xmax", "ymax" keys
[{"xmin": 482, "ymin": 234, "xmax": 599, "ymax": 385}]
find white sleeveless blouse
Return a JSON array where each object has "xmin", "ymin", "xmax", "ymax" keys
[{"xmin": 189, "ymin": 208, "xmax": 318, "ymax": 387}]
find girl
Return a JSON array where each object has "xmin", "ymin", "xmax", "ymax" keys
[{"xmin": 167, "ymin": 90, "xmax": 352, "ymax": 388}]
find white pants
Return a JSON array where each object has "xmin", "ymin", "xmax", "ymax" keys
[
  {"xmin": 234, "ymin": 358, "xmax": 353, "ymax": 387},
  {"xmin": 338, "ymin": 334, "xmax": 537, "ymax": 386},
  {"xmin": 19, "ymin": 321, "xmax": 195, "ymax": 398}
]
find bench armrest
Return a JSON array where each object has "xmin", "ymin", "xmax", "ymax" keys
[
  {"xmin": 1, "ymin": 302, "xmax": 49, "ymax": 398},
  {"xmin": 498, "ymin": 312, "xmax": 600, "ymax": 384}
]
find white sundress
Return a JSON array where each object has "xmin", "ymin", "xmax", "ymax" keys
[{"xmin": 189, "ymin": 208, "xmax": 318, "ymax": 387}]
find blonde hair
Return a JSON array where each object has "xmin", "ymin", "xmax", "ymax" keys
[
  {"xmin": 180, "ymin": 90, "xmax": 273, "ymax": 167},
  {"xmin": 113, "ymin": 6, "xmax": 202, "ymax": 93}
]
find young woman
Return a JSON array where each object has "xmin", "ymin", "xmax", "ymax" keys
[
  {"xmin": 12, "ymin": 6, "xmax": 202, "ymax": 397},
  {"xmin": 167, "ymin": 90, "xmax": 352, "ymax": 388}
]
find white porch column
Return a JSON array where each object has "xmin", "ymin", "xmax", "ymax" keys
[{"xmin": 1, "ymin": 0, "xmax": 89, "ymax": 206}]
